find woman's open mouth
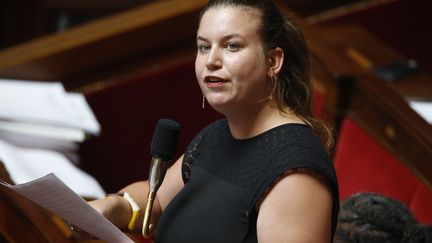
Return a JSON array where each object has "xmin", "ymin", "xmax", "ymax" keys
[{"xmin": 205, "ymin": 76, "xmax": 228, "ymax": 88}]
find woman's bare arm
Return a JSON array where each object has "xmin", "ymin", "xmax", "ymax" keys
[{"xmin": 256, "ymin": 171, "xmax": 333, "ymax": 243}]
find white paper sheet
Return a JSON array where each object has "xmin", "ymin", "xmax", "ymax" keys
[
  {"xmin": 0, "ymin": 120, "xmax": 86, "ymax": 142},
  {"xmin": 0, "ymin": 79, "xmax": 100, "ymax": 134},
  {"xmin": 0, "ymin": 173, "xmax": 133, "ymax": 243},
  {"xmin": 408, "ymin": 99, "xmax": 432, "ymax": 124}
]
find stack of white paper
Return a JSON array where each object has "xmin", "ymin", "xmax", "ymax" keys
[
  {"xmin": 0, "ymin": 79, "xmax": 100, "ymax": 159},
  {"xmin": 0, "ymin": 79, "xmax": 104, "ymax": 198},
  {"xmin": 0, "ymin": 79, "xmax": 100, "ymax": 134}
]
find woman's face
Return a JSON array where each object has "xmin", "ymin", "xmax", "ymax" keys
[{"xmin": 195, "ymin": 6, "xmax": 272, "ymax": 115}]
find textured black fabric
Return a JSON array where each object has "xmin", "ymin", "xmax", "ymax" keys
[{"xmin": 155, "ymin": 119, "xmax": 339, "ymax": 242}]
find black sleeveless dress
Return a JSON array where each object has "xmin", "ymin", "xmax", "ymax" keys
[{"xmin": 155, "ymin": 119, "xmax": 339, "ymax": 243}]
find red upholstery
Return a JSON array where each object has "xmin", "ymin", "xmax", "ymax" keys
[
  {"xmin": 311, "ymin": 89, "xmax": 324, "ymax": 119},
  {"xmin": 411, "ymin": 182, "xmax": 432, "ymax": 223},
  {"xmin": 333, "ymin": 117, "xmax": 432, "ymax": 223}
]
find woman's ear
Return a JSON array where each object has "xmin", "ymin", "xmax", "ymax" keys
[{"xmin": 267, "ymin": 47, "xmax": 284, "ymax": 76}]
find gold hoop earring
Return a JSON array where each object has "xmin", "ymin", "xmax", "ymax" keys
[
  {"xmin": 258, "ymin": 74, "xmax": 277, "ymax": 103},
  {"xmin": 202, "ymin": 96, "xmax": 206, "ymax": 109}
]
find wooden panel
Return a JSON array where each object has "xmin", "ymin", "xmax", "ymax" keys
[
  {"xmin": 0, "ymin": 0, "xmax": 207, "ymax": 84},
  {"xmin": 304, "ymin": 24, "xmax": 432, "ymax": 124},
  {"xmin": 302, "ymin": 24, "xmax": 432, "ymax": 187}
]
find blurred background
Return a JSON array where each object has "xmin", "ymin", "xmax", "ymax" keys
[
  {"xmin": 0, "ymin": 0, "xmax": 430, "ymax": 72},
  {"xmin": 0, "ymin": 1, "xmax": 431, "ymax": 241}
]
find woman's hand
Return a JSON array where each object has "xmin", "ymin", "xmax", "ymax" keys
[{"xmin": 88, "ymin": 194, "xmax": 132, "ymax": 230}]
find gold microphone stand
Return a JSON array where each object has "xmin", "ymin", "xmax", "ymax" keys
[{"xmin": 142, "ymin": 157, "xmax": 167, "ymax": 238}]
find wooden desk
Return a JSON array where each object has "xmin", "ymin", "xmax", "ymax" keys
[{"xmin": 0, "ymin": 161, "xmax": 74, "ymax": 242}]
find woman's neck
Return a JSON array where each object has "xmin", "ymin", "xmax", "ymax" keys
[{"xmin": 225, "ymin": 101, "xmax": 304, "ymax": 139}]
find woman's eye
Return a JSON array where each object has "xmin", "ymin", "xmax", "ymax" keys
[
  {"xmin": 198, "ymin": 44, "xmax": 211, "ymax": 53},
  {"xmin": 227, "ymin": 42, "xmax": 240, "ymax": 51}
]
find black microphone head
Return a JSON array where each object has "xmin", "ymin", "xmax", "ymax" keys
[{"xmin": 151, "ymin": 119, "xmax": 180, "ymax": 161}]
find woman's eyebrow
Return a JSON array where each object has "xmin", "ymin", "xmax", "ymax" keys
[
  {"xmin": 196, "ymin": 33, "xmax": 245, "ymax": 42},
  {"xmin": 196, "ymin": 35, "xmax": 209, "ymax": 42}
]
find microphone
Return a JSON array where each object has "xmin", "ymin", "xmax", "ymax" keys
[{"xmin": 143, "ymin": 119, "xmax": 180, "ymax": 237}]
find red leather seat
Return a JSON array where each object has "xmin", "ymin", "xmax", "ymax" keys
[{"xmin": 333, "ymin": 117, "xmax": 432, "ymax": 223}]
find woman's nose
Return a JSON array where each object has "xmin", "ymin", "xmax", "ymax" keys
[{"xmin": 205, "ymin": 48, "xmax": 222, "ymax": 70}]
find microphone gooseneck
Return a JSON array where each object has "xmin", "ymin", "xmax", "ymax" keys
[{"xmin": 143, "ymin": 119, "xmax": 180, "ymax": 238}]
